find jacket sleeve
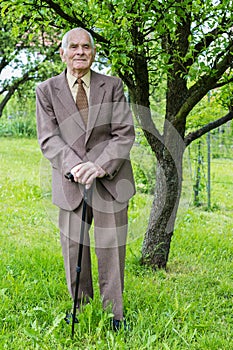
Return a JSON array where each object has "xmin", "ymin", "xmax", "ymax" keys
[
  {"xmin": 36, "ymin": 84, "xmax": 83, "ymax": 175},
  {"xmin": 94, "ymin": 78, "xmax": 135, "ymax": 179}
]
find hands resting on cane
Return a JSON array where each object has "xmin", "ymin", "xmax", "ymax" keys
[{"xmin": 70, "ymin": 161, "xmax": 106, "ymax": 189}]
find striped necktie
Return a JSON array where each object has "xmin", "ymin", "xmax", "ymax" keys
[{"xmin": 76, "ymin": 78, "xmax": 88, "ymax": 126}]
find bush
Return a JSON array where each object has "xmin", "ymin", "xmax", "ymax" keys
[
  {"xmin": 0, "ymin": 94, "xmax": 37, "ymax": 138},
  {"xmin": 0, "ymin": 115, "xmax": 37, "ymax": 138},
  {"xmin": 131, "ymin": 128, "xmax": 156, "ymax": 194}
]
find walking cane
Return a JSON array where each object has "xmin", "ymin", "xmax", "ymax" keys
[
  {"xmin": 72, "ymin": 186, "xmax": 88, "ymax": 337},
  {"xmin": 65, "ymin": 173, "xmax": 88, "ymax": 338}
]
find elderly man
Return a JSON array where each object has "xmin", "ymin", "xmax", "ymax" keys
[{"xmin": 36, "ymin": 27, "xmax": 135, "ymax": 330}]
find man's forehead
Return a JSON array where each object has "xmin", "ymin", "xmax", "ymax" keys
[{"xmin": 68, "ymin": 30, "xmax": 91, "ymax": 44}]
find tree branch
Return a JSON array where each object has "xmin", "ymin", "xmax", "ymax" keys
[
  {"xmin": 0, "ymin": 73, "xmax": 35, "ymax": 117},
  {"xmin": 186, "ymin": 16, "xmax": 232, "ymax": 69},
  {"xmin": 175, "ymin": 43, "xmax": 233, "ymax": 124},
  {"xmin": 184, "ymin": 110, "xmax": 233, "ymax": 147},
  {"xmin": 0, "ymin": 56, "xmax": 8, "ymax": 74},
  {"xmin": 43, "ymin": 0, "xmax": 109, "ymax": 45},
  {"xmin": 117, "ymin": 70, "xmax": 135, "ymax": 92},
  {"xmin": 0, "ymin": 44, "xmax": 60, "ymax": 117},
  {"xmin": 213, "ymin": 76, "xmax": 233, "ymax": 89}
]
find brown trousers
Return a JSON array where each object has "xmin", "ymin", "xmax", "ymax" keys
[{"xmin": 59, "ymin": 181, "xmax": 128, "ymax": 320}]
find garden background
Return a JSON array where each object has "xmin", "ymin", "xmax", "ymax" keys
[{"xmin": 1, "ymin": 0, "xmax": 233, "ymax": 348}]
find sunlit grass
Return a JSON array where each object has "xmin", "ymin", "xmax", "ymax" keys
[{"xmin": 0, "ymin": 138, "xmax": 233, "ymax": 349}]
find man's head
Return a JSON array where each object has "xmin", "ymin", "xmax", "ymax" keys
[{"xmin": 60, "ymin": 28, "xmax": 96, "ymax": 77}]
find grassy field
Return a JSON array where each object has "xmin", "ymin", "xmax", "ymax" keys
[{"xmin": 0, "ymin": 138, "xmax": 233, "ymax": 350}]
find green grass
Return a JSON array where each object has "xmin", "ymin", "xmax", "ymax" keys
[{"xmin": 0, "ymin": 138, "xmax": 233, "ymax": 349}]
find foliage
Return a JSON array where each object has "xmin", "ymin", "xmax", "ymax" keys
[
  {"xmin": 186, "ymin": 92, "xmax": 229, "ymax": 131},
  {"xmin": 1, "ymin": 0, "xmax": 233, "ymax": 269},
  {"xmin": 1, "ymin": 0, "xmax": 232, "ymax": 113},
  {"xmin": 131, "ymin": 128, "xmax": 156, "ymax": 194},
  {"xmin": 0, "ymin": 116, "xmax": 36, "ymax": 138},
  {"xmin": 0, "ymin": 13, "xmax": 63, "ymax": 116},
  {"xmin": 216, "ymin": 76, "xmax": 233, "ymax": 111},
  {"xmin": 1, "ymin": 138, "xmax": 233, "ymax": 349},
  {"xmin": 0, "ymin": 95, "xmax": 37, "ymax": 137}
]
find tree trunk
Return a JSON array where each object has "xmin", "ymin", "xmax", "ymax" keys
[
  {"xmin": 141, "ymin": 17, "xmax": 190, "ymax": 269},
  {"xmin": 141, "ymin": 121, "xmax": 185, "ymax": 269},
  {"xmin": 126, "ymin": 47, "xmax": 186, "ymax": 270},
  {"xmin": 0, "ymin": 89, "xmax": 14, "ymax": 117}
]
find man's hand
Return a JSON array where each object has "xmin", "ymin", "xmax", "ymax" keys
[{"xmin": 71, "ymin": 161, "xmax": 106, "ymax": 189}]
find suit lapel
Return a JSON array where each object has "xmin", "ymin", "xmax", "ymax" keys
[
  {"xmin": 54, "ymin": 70, "xmax": 106, "ymax": 140},
  {"xmin": 85, "ymin": 70, "xmax": 106, "ymax": 143},
  {"xmin": 55, "ymin": 71, "xmax": 86, "ymax": 130}
]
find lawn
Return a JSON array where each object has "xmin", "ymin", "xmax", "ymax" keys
[{"xmin": 0, "ymin": 138, "xmax": 233, "ymax": 349}]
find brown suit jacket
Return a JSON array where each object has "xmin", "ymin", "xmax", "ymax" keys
[{"xmin": 36, "ymin": 69, "xmax": 135, "ymax": 210}]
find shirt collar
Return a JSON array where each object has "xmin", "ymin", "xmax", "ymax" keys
[
  {"xmin": 81, "ymin": 70, "xmax": 91, "ymax": 88},
  {"xmin": 66, "ymin": 70, "xmax": 91, "ymax": 88}
]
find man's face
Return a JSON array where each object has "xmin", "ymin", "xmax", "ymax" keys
[{"xmin": 60, "ymin": 30, "xmax": 96, "ymax": 76}]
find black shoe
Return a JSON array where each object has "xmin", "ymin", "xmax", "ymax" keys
[
  {"xmin": 64, "ymin": 312, "xmax": 78, "ymax": 325},
  {"xmin": 112, "ymin": 318, "xmax": 129, "ymax": 332}
]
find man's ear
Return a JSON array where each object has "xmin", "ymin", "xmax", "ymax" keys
[
  {"xmin": 59, "ymin": 47, "xmax": 66, "ymax": 62},
  {"xmin": 92, "ymin": 46, "xmax": 97, "ymax": 63}
]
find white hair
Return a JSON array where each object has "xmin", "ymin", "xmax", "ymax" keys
[{"xmin": 61, "ymin": 28, "xmax": 95, "ymax": 53}]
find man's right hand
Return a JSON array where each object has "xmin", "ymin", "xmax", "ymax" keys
[{"xmin": 71, "ymin": 161, "xmax": 106, "ymax": 189}]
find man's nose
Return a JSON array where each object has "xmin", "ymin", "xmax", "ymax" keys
[{"xmin": 75, "ymin": 46, "xmax": 84, "ymax": 55}]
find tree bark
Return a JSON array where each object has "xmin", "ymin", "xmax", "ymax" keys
[
  {"xmin": 141, "ymin": 120, "xmax": 185, "ymax": 269},
  {"xmin": 126, "ymin": 46, "xmax": 185, "ymax": 268}
]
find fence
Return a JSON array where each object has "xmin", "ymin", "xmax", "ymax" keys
[{"xmin": 184, "ymin": 124, "xmax": 233, "ymax": 211}]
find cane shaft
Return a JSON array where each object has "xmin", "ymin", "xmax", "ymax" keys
[{"xmin": 72, "ymin": 187, "xmax": 88, "ymax": 337}]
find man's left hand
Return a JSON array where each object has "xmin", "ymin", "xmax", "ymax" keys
[{"xmin": 71, "ymin": 161, "xmax": 106, "ymax": 188}]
